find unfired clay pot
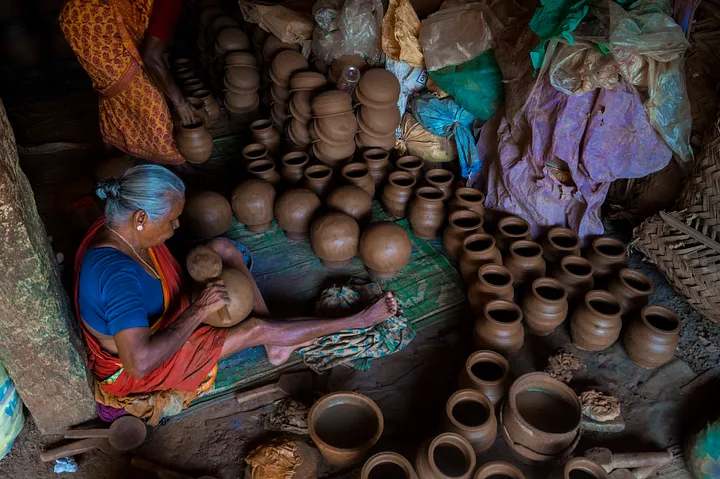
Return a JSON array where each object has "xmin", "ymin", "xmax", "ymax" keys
[
  {"xmin": 342, "ymin": 163, "xmax": 376, "ymax": 197},
  {"xmin": 314, "ymin": 113, "xmax": 357, "ymax": 145},
  {"xmin": 362, "ymin": 148, "xmax": 391, "ymax": 185},
  {"xmin": 468, "ymin": 264, "xmax": 515, "ymax": 316},
  {"xmin": 303, "ymin": 165, "xmax": 334, "ymax": 198},
  {"xmin": 521, "ymin": 278, "xmax": 568, "ymax": 336},
  {"xmin": 361, "ymin": 452, "xmax": 418, "ymax": 479},
  {"xmin": 357, "ymin": 105, "xmax": 401, "ymax": 137},
  {"xmin": 504, "ymin": 240, "xmax": 546, "ymax": 288},
  {"xmin": 242, "ymin": 143, "xmax": 269, "ymax": 163},
  {"xmin": 425, "ymin": 169, "xmax": 454, "ymax": 201},
  {"xmin": 551, "ymin": 256, "xmax": 594, "ymax": 302},
  {"xmin": 250, "ymin": 119, "xmax": 280, "ymax": 156},
  {"xmin": 449, "ymin": 187, "xmax": 485, "ymax": 218},
  {"xmin": 308, "ymin": 392, "xmax": 384, "ymax": 468},
  {"xmin": 542, "ymin": 227, "xmax": 581, "ymax": 267},
  {"xmin": 501, "ymin": 372, "xmax": 582, "ymax": 463},
  {"xmin": 563, "ymin": 457, "xmax": 610, "ymax": 479},
  {"xmin": 247, "ymin": 159, "xmax": 281, "ymax": 186},
  {"xmin": 310, "ymin": 213, "xmax": 360, "ymax": 268},
  {"xmin": 274, "ymin": 188, "xmax": 321, "ymax": 240},
  {"xmin": 326, "ymin": 185, "xmax": 372, "ymax": 227},
  {"xmin": 193, "ymin": 90, "xmax": 220, "ymax": 124},
  {"xmin": 444, "ymin": 389, "xmax": 497, "ymax": 454},
  {"xmin": 624, "ymin": 305, "xmax": 681, "ymax": 369},
  {"xmin": 459, "ymin": 233, "xmax": 502, "ymax": 284},
  {"xmin": 443, "ymin": 210, "xmax": 484, "ymax": 260},
  {"xmin": 381, "ymin": 171, "xmax": 416, "ymax": 218},
  {"xmin": 359, "ymin": 222, "xmax": 412, "ymax": 279},
  {"xmin": 586, "ymin": 237, "xmax": 627, "ymax": 279},
  {"xmin": 494, "ymin": 216, "xmax": 531, "ymax": 254},
  {"xmin": 189, "ymin": 97, "xmax": 210, "ymax": 124},
  {"xmin": 474, "ymin": 462, "xmax": 525, "ymax": 479},
  {"xmin": 312, "ymin": 90, "xmax": 354, "ymax": 117},
  {"xmin": 474, "ymin": 300, "xmax": 524, "ymax": 357},
  {"xmin": 396, "ymin": 155, "xmax": 424, "ymax": 182},
  {"xmin": 408, "ymin": 187, "xmax": 446, "ymax": 240},
  {"xmin": 607, "ymin": 268, "xmax": 654, "ymax": 316},
  {"xmin": 458, "ymin": 350, "xmax": 511, "ymax": 407},
  {"xmin": 201, "ymin": 268, "xmax": 254, "ymax": 327},
  {"xmin": 570, "ymin": 290, "xmax": 622, "ymax": 351},
  {"xmin": 175, "ymin": 121, "xmax": 213, "ymax": 164},
  {"xmin": 415, "ymin": 433, "xmax": 476, "ymax": 479},
  {"xmin": 355, "ymin": 68, "xmax": 401, "ymax": 108},
  {"xmin": 231, "ymin": 179, "xmax": 276, "ymax": 232},
  {"xmin": 280, "ymin": 152, "xmax": 309, "ymax": 184},
  {"xmin": 182, "ymin": 191, "xmax": 233, "ymax": 238}
]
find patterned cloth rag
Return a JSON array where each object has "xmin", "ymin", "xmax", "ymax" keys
[{"xmin": 298, "ymin": 281, "xmax": 415, "ymax": 372}]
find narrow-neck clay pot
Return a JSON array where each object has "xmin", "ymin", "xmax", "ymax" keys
[
  {"xmin": 250, "ymin": 119, "xmax": 280, "ymax": 156},
  {"xmin": 474, "ymin": 300, "xmax": 524, "ymax": 356},
  {"xmin": 310, "ymin": 212, "xmax": 360, "ymax": 268},
  {"xmin": 361, "ymin": 452, "xmax": 418, "ymax": 479},
  {"xmin": 274, "ymin": 188, "xmax": 321, "ymax": 240},
  {"xmin": 624, "ymin": 305, "xmax": 681, "ymax": 369},
  {"xmin": 607, "ymin": 268, "xmax": 654, "ymax": 317},
  {"xmin": 242, "ymin": 143, "xmax": 269, "ymax": 163},
  {"xmin": 570, "ymin": 290, "xmax": 622, "ymax": 351},
  {"xmin": 443, "ymin": 389, "xmax": 497, "ymax": 454},
  {"xmin": 194, "ymin": 90, "xmax": 220, "ymax": 124},
  {"xmin": 363, "ymin": 148, "xmax": 391, "ymax": 185},
  {"xmin": 504, "ymin": 240, "xmax": 546, "ymax": 288},
  {"xmin": 304, "ymin": 165, "xmax": 334, "ymax": 198},
  {"xmin": 563, "ymin": 458, "xmax": 610, "ymax": 479},
  {"xmin": 396, "ymin": 155, "xmax": 424, "ymax": 182},
  {"xmin": 551, "ymin": 256, "xmax": 595, "ymax": 302},
  {"xmin": 425, "ymin": 169, "xmax": 454, "ymax": 201},
  {"xmin": 381, "ymin": 171, "xmax": 416, "ymax": 218},
  {"xmin": 468, "ymin": 264, "xmax": 515, "ymax": 316},
  {"xmin": 408, "ymin": 187, "xmax": 446, "ymax": 240},
  {"xmin": 443, "ymin": 210, "xmax": 484, "ymax": 260},
  {"xmin": 247, "ymin": 158, "xmax": 281, "ymax": 186},
  {"xmin": 175, "ymin": 121, "xmax": 213, "ymax": 164},
  {"xmin": 326, "ymin": 185, "xmax": 372, "ymax": 227},
  {"xmin": 542, "ymin": 227, "xmax": 581, "ymax": 268},
  {"xmin": 459, "ymin": 233, "xmax": 502, "ymax": 284},
  {"xmin": 449, "ymin": 187, "xmax": 485, "ymax": 219},
  {"xmin": 280, "ymin": 152, "xmax": 309, "ymax": 184},
  {"xmin": 494, "ymin": 216, "xmax": 531, "ymax": 254},
  {"xmin": 342, "ymin": 163, "xmax": 376, "ymax": 197},
  {"xmin": 231, "ymin": 179, "xmax": 276, "ymax": 232},
  {"xmin": 359, "ymin": 221, "xmax": 412, "ymax": 279},
  {"xmin": 474, "ymin": 462, "xmax": 525, "ymax": 479},
  {"xmin": 521, "ymin": 278, "xmax": 568, "ymax": 336},
  {"xmin": 586, "ymin": 237, "xmax": 627, "ymax": 280},
  {"xmin": 458, "ymin": 350, "xmax": 511, "ymax": 406},
  {"xmin": 415, "ymin": 433, "xmax": 476, "ymax": 479}
]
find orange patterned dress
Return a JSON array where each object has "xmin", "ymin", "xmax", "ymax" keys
[{"xmin": 60, "ymin": 0, "xmax": 185, "ymax": 164}]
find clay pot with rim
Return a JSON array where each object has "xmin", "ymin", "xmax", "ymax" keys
[
  {"xmin": 326, "ymin": 185, "xmax": 372, "ymax": 227},
  {"xmin": 551, "ymin": 256, "xmax": 594, "ymax": 302},
  {"xmin": 563, "ymin": 457, "xmax": 610, "ymax": 479},
  {"xmin": 193, "ymin": 90, "xmax": 220, "ymax": 124},
  {"xmin": 443, "ymin": 389, "xmax": 497, "ymax": 454},
  {"xmin": 271, "ymin": 84, "xmax": 290, "ymax": 104},
  {"xmin": 542, "ymin": 227, "xmax": 581, "ymax": 268},
  {"xmin": 280, "ymin": 152, "xmax": 309, "ymax": 184},
  {"xmin": 225, "ymin": 90, "xmax": 260, "ymax": 111},
  {"xmin": 225, "ymin": 51, "xmax": 257, "ymax": 67},
  {"xmin": 175, "ymin": 121, "xmax": 213, "ymax": 164},
  {"xmin": 570, "ymin": 290, "xmax": 623, "ymax": 351},
  {"xmin": 314, "ymin": 140, "xmax": 355, "ymax": 168},
  {"xmin": 289, "ymin": 90, "xmax": 312, "ymax": 122},
  {"xmin": 408, "ymin": 187, "xmax": 446, "ymax": 240},
  {"xmin": 288, "ymin": 118, "xmax": 311, "ymax": 147},
  {"xmin": 425, "ymin": 169, "xmax": 454, "ymax": 201},
  {"xmin": 242, "ymin": 143, "xmax": 269, "ymax": 163},
  {"xmin": 443, "ymin": 210, "xmax": 484, "ymax": 259},
  {"xmin": 474, "ymin": 462, "xmax": 525, "ymax": 479},
  {"xmin": 607, "ymin": 268, "xmax": 654, "ymax": 316},
  {"xmin": 215, "ymin": 27, "xmax": 249, "ymax": 54},
  {"xmin": 501, "ymin": 372, "xmax": 582, "ymax": 463},
  {"xmin": 304, "ymin": 165, "xmax": 333, "ymax": 198},
  {"xmin": 521, "ymin": 278, "xmax": 568, "ymax": 336},
  {"xmin": 459, "ymin": 233, "xmax": 502, "ymax": 284},
  {"xmin": 494, "ymin": 216, "xmax": 531, "ymax": 254},
  {"xmin": 310, "ymin": 212, "xmax": 360, "ymax": 268},
  {"xmin": 586, "ymin": 237, "xmax": 627, "ymax": 280},
  {"xmin": 381, "ymin": 171, "xmax": 416, "ymax": 218},
  {"xmin": 360, "ymin": 222, "xmax": 412, "ymax": 279},
  {"xmin": 312, "ymin": 90, "xmax": 353, "ymax": 117},
  {"xmin": 396, "ymin": 155, "xmax": 424, "ymax": 182},
  {"xmin": 247, "ymin": 159, "xmax": 281, "ymax": 186},
  {"xmin": 342, "ymin": 163, "xmax": 375, "ymax": 197},
  {"xmin": 308, "ymin": 391, "xmax": 383, "ymax": 468},
  {"xmin": 231, "ymin": 179, "xmax": 276, "ymax": 232},
  {"xmin": 270, "ymin": 50, "xmax": 309, "ymax": 85},
  {"xmin": 361, "ymin": 452, "xmax": 418, "ymax": 479},
  {"xmin": 624, "ymin": 305, "xmax": 681, "ymax": 369},
  {"xmin": 274, "ymin": 188, "xmax": 321, "ymax": 240},
  {"xmin": 182, "ymin": 191, "xmax": 233, "ymax": 238},
  {"xmin": 225, "ymin": 66, "xmax": 260, "ymax": 92},
  {"xmin": 474, "ymin": 300, "xmax": 525, "ymax": 356},
  {"xmin": 200, "ymin": 267, "xmax": 254, "ymax": 327},
  {"xmin": 355, "ymin": 68, "xmax": 401, "ymax": 108},
  {"xmin": 357, "ymin": 105, "xmax": 401, "ymax": 137},
  {"xmin": 415, "ymin": 433, "xmax": 476, "ymax": 479},
  {"xmin": 362, "ymin": 148, "xmax": 392, "ymax": 186},
  {"xmin": 449, "ymin": 187, "xmax": 486, "ymax": 218},
  {"xmin": 468, "ymin": 263, "xmax": 515, "ymax": 316},
  {"xmin": 250, "ymin": 119, "xmax": 280, "ymax": 156},
  {"xmin": 503, "ymin": 240, "xmax": 546, "ymax": 288},
  {"xmin": 458, "ymin": 350, "xmax": 511, "ymax": 406},
  {"xmin": 289, "ymin": 71, "xmax": 327, "ymax": 91}
]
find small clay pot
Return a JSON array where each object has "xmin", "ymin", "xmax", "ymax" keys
[
  {"xmin": 182, "ymin": 191, "xmax": 233, "ymax": 238},
  {"xmin": 415, "ymin": 433, "xmax": 476, "ymax": 479},
  {"xmin": 231, "ymin": 179, "xmax": 276, "ymax": 232},
  {"xmin": 193, "ymin": 90, "xmax": 220, "ymax": 124},
  {"xmin": 274, "ymin": 188, "xmax": 321, "ymax": 240},
  {"xmin": 303, "ymin": 165, "xmax": 333, "ymax": 198},
  {"xmin": 494, "ymin": 216, "xmax": 531, "ymax": 254},
  {"xmin": 396, "ymin": 155, "xmax": 424, "ymax": 182},
  {"xmin": 408, "ymin": 187, "xmax": 446, "ymax": 240},
  {"xmin": 200, "ymin": 268, "xmax": 254, "ymax": 327},
  {"xmin": 247, "ymin": 159, "xmax": 281, "ymax": 186},
  {"xmin": 308, "ymin": 392, "xmax": 383, "ymax": 468},
  {"xmin": 360, "ymin": 222, "xmax": 412, "ymax": 279},
  {"xmin": 280, "ymin": 152, "xmax": 309, "ymax": 184},
  {"xmin": 361, "ymin": 452, "xmax": 418, "ymax": 479},
  {"xmin": 381, "ymin": 171, "xmax": 416, "ymax": 218},
  {"xmin": 563, "ymin": 458, "xmax": 610, "ymax": 479},
  {"xmin": 312, "ymin": 90, "xmax": 353, "ymax": 117},
  {"xmin": 449, "ymin": 187, "xmax": 485, "ymax": 218},
  {"xmin": 624, "ymin": 305, "xmax": 681, "ymax": 369},
  {"xmin": 570, "ymin": 290, "xmax": 622, "ymax": 351},
  {"xmin": 326, "ymin": 185, "xmax": 373, "ymax": 227},
  {"xmin": 250, "ymin": 119, "xmax": 281, "ymax": 156},
  {"xmin": 459, "ymin": 233, "xmax": 502, "ymax": 284},
  {"xmin": 521, "ymin": 278, "xmax": 568, "ymax": 336},
  {"xmin": 443, "ymin": 389, "xmax": 497, "ymax": 454},
  {"xmin": 468, "ymin": 264, "xmax": 515, "ymax": 316},
  {"xmin": 551, "ymin": 256, "xmax": 595, "ymax": 302},
  {"xmin": 504, "ymin": 240, "xmax": 546, "ymax": 288},
  {"xmin": 443, "ymin": 210, "xmax": 484, "ymax": 260},
  {"xmin": 607, "ymin": 268, "xmax": 654, "ymax": 316},
  {"xmin": 424, "ymin": 169, "xmax": 454, "ymax": 201},
  {"xmin": 542, "ymin": 227, "xmax": 581, "ymax": 268},
  {"xmin": 474, "ymin": 462, "xmax": 525, "ymax": 479},
  {"xmin": 242, "ymin": 143, "xmax": 269, "ymax": 163},
  {"xmin": 355, "ymin": 68, "xmax": 401, "ymax": 108},
  {"xmin": 458, "ymin": 350, "xmax": 511, "ymax": 406},
  {"xmin": 175, "ymin": 121, "xmax": 213, "ymax": 164},
  {"xmin": 586, "ymin": 237, "xmax": 627, "ymax": 279},
  {"xmin": 357, "ymin": 105, "xmax": 401, "ymax": 137},
  {"xmin": 342, "ymin": 163, "xmax": 375, "ymax": 198},
  {"xmin": 310, "ymin": 213, "xmax": 360, "ymax": 268},
  {"xmin": 474, "ymin": 300, "xmax": 525, "ymax": 357},
  {"xmin": 362, "ymin": 148, "xmax": 392, "ymax": 186}
]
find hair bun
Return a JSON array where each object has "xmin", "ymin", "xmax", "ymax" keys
[{"xmin": 96, "ymin": 179, "xmax": 122, "ymax": 200}]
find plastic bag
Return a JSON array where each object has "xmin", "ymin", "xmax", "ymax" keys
[
  {"xmin": 400, "ymin": 112, "xmax": 458, "ymax": 162},
  {"xmin": 239, "ymin": 0, "xmax": 314, "ymax": 46},
  {"xmin": 546, "ymin": 39, "xmax": 620, "ymax": 95},
  {"xmin": 382, "ymin": 0, "xmax": 424, "ymax": 67},
  {"xmin": 387, "ymin": 59, "xmax": 427, "ymax": 138},
  {"xmin": 0, "ymin": 362, "xmax": 23, "ymax": 460},
  {"xmin": 528, "ymin": 0, "xmax": 594, "ymax": 70}
]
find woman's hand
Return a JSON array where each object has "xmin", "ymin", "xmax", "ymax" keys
[
  {"xmin": 174, "ymin": 98, "xmax": 197, "ymax": 126},
  {"xmin": 194, "ymin": 279, "xmax": 231, "ymax": 315}
]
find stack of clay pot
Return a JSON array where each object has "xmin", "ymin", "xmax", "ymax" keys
[
  {"xmin": 269, "ymin": 50, "xmax": 309, "ymax": 127},
  {"xmin": 311, "ymin": 91, "xmax": 356, "ymax": 168},
  {"xmin": 354, "ymin": 69, "xmax": 401, "ymax": 150},
  {"xmin": 224, "ymin": 52, "xmax": 260, "ymax": 119},
  {"xmin": 287, "ymin": 71, "xmax": 327, "ymax": 151},
  {"xmin": 261, "ymin": 34, "xmax": 301, "ymax": 109}
]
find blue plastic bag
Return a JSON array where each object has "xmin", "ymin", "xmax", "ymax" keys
[{"xmin": 0, "ymin": 362, "xmax": 23, "ymax": 460}]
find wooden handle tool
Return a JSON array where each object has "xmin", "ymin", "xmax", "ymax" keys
[{"xmin": 40, "ymin": 438, "xmax": 108, "ymax": 463}]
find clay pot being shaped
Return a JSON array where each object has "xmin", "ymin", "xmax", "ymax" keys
[
  {"xmin": 586, "ymin": 237, "xmax": 627, "ymax": 280},
  {"xmin": 247, "ymin": 159, "xmax": 281, "ymax": 186},
  {"xmin": 458, "ymin": 350, "xmax": 511, "ymax": 406},
  {"xmin": 443, "ymin": 389, "xmax": 497, "ymax": 454},
  {"xmin": 474, "ymin": 300, "xmax": 525, "ymax": 357},
  {"xmin": 274, "ymin": 188, "xmax": 321, "ymax": 240},
  {"xmin": 494, "ymin": 216, "xmax": 531, "ymax": 254},
  {"xmin": 443, "ymin": 210, "xmax": 484, "ymax": 259},
  {"xmin": 303, "ymin": 165, "xmax": 334, "ymax": 198},
  {"xmin": 242, "ymin": 143, "xmax": 269, "ymax": 163},
  {"xmin": 563, "ymin": 458, "xmax": 610, "ymax": 479},
  {"xmin": 459, "ymin": 233, "xmax": 502, "ymax": 284},
  {"xmin": 280, "ymin": 152, "xmax": 309, "ymax": 184},
  {"xmin": 361, "ymin": 452, "xmax": 418, "ymax": 479},
  {"xmin": 521, "ymin": 278, "xmax": 568, "ymax": 336},
  {"xmin": 424, "ymin": 169, "xmax": 454, "ymax": 201},
  {"xmin": 474, "ymin": 462, "xmax": 525, "ymax": 479},
  {"xmin": 381, "ymin": 171, "xmax": 416, "ymax": 219},
  {"xmin": 201, "ymin": 268, "xmax": 254, "ymax": 327},
  {"xmin": 468, "ymin": 263, "xmax": 514, "ymax": 316},
  {"xmin": 357, "ymin": 105, "xmax": 401, "ymax": 137},
  {"xmin": 182, "ymin": 191, "xmax": 233, "ymax": 238},
  {"xmin": 607, "ymin": 268, "xmax": 654, "ymax": 317},
  {"xmin": 570, "ymin": 290, "xmax": 622, "ymax": 351},
  {"xmin": 308, "ymin": 392, "xmax": 384, "ymax": 468},
  {"xmin": 312, "ymin": 91, "xmax": 354, "ymax": 117},
  {"xmin": 175, "ymin": 121, "xmax": 213, "ymax": 164},
  {"xmin": 193, "ymin": 90, "xmax": 220, "ymax": 124},
  {"xmin": 326, "ymin": 185, "xmax": 373, "ymax": 227},
  {"xmin": 449, "ymin": 187, "xmax": 486, "ymax": 218},
  {"xmin": 362, "ymin": 148, "xmax": 392, "ymax": 185},
  {"xmin": 356, "ymin": 68, "xmax": 402, "ymax": 108},
  {"xmin": 342, "ymin": 163, "xmax": 376, "ymax": 197},
  {"xmin": 408, "ymin": 187, "xmax": 446, "ymax": 240},
  {"xmin": 503, "ymin": 240, "xmax": 546, "ymax": 288},
  {"xmin": 415, "ymin": 433, "xmax": 476, "ymax": 479},
  {"xmin": 624, "ymin": 305, "xmax": 681, "ymax": 369},
  {"xmin": 551, "ymin": 256, "xmax": 594, "ymax": 302},
  {"xmin": 359, "ymin": 222, "xmax": 413, "ymax": 279},
  {"xmin": 542, "ymin": 227, "xmax": 581, "ymax": 268},
  {"xmin": 250, "ymin": 119, "xmax": 281, "ymax": 156},
  {"xmin": 396, "ymin": 155, "xmax": 424, "ymax": 182},
  {"xmin": 501, "ymin": 372, "xmax": 582, "ymax": 463},
  {"xmin": 310, "ymin": 213, "xmax": 360, "ymax": 268},
  {"xmin": 231, "ymin": 179, "xmax": 276, "ymax": 232}
]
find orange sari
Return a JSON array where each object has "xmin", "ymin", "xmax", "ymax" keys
[{"xmin": 60, "ymin": 0, "xmax": 184, "ymax": 164}]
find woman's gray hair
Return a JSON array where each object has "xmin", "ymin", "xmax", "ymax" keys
[{"xmin": 97, "ymin": 165, "xmax": 185, "ymax": 224}]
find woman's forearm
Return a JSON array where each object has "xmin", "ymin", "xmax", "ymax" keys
[{"xmin": 142, "ymin": 36, "xmax": 184, "ymax": 105}]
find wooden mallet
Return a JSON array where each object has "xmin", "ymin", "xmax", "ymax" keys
[{"xmin": 186, "ymin": 245, "xmax": 231, "ymax": 324}]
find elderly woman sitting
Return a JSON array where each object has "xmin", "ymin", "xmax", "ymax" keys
[{"xmin": 75, "ymin": 165, "xmax": 396, "ymax": 422}]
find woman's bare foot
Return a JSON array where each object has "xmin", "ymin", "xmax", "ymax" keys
[
  {"xmin": 351, "ymin": 292, "xmax": 398, "ymax": 329},
  {"xmin": 265, "ymin": 339, "xmax": 314, "ymax": 366}
]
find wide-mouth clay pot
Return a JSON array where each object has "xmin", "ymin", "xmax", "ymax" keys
[
  {"xmin": 521, "ymin": 278, "xmax": 568, "ymax": 336},
  {"xmin": 495, "ymin": 216, "xmax": 531, "ymax": 253},
  {"xmin": 247, "ymin": 158, "xmax": 276, "ymax": 175},
  {"xmin": 474, "ymin": 461, "xmax": 525, "ymax": 479},
  {"xmin": 396, "ymin": 155, "xmax": 424, "ymax": 181},
  {"xmin": 329, "ymin": 54, "xmax": 370, "ymax": 84},
  {"xmin": 242, "ymin": 143, "xmax": 268, "ymax": 162},
  {"xmin": 356, "ymin": 68, "xmax": 401, "ymax": 107},
  {"xmin": 314, "ymin": 113, "xmax": 357, "ymax": 144},
  {"xmin": 270, "ymin": 50, "xmax": 309, "ymax": 82},
  {"xmin": 552, "ymin": 255, "xmax": 594, "ymax": 301},
  {"xmin": 624, "ymin": 304, "xmax": 681, "ymax": 369},
  {"xmin": 459, "ymin": 233, "xmax": 502, "ymax": 283},
  {"xmin": 474, "ymin": 299, "xmax": 524, "ymax": 356},
  {"xmin": 586, "ymin": 237, "xmax": 627, "ymax": 279},
  {"xmin": 570, "ymin": 290, "xmax": 622, "ymax": 352},
  {"xmin": 408, "ymin": 187, "xmax": 446, "ymax": 239},
  {"xmin": 443, "ymin": 210, "xmax": 484, "ymax": 259},
  {"xmin": 415, "ymin": 432, "xmax": 476, "ymax": 479},
  {"xmin": 425, "ymin": 169, "xmax": 454, "ymax": 200},
  {"xmin": 504, "ymin": 240, "xmax": 546, "ymax": 288},
  {"xmin": 355, "ymin": 129, "xmax": 397, "ymax": 150},
  {"xmin": 381, "ymin": 171, "xmax": 416, "ymax": 219},
  {"xmin": 341, "ymin": 162, "xmax": 375, "ymax": 196},
  {"xmin": 215, "ymin": 27, "xmax": 250, "ymax": 54},
  {"xmin": 542, "ymin": 227, "xmax": 581, "ymax": 264},
  {"xmin": 361, "ymin": 452, "xmax": 418, "ymax": 479},
  {"xmin": 357, "ymin": 105, "xmax": 401, "ymax": 136},
  {"xmin": 274, "ymin": 187, "xmax": 321, "ymax": 240},
  {"xmin": 312, "ymin": 90, "xmax": 354, "ymax": 117},
  {"xmin": 308, "ymin": 391, "xmax": 383, "ymax": 468},
  {"xmin": 607, "ymin": 268, "xmax": 654, "ymax": 316},
  {"xmin": 225, "ymin": 51, "xmax": 257, "ymax": 67},
  {"xmin": 289, "ymin": 71, "xmax": 327, "ymax": 91},
  {"xmin": 458, "ymin": 350, "xmax": 511, "ymax": 406},
  {"xmin": 563, "ymin": 457, "xmax": 610, "ymax": 479},
  {"xmin": 281, "ymin": 151, "xmax": 309, "ymax": 168},
  {"xmin": 468, "ymin": 263, "xmax": 515, "ymax": 316},
  {"xmin": 450, "ymin": 187, "xmax": 485, "ymax": 217},
  {"xmin": 444, "ymin": 389, "xmax": 497, "ymax": 454}
]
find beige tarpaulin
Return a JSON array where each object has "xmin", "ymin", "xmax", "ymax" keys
[
  {"xmin": 382, "ymin": 0, "xmax": 424, "ymax": 67},
  {"xmin": 239, "ymin": 0, "xmax": 314, "ymax": 47}
]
